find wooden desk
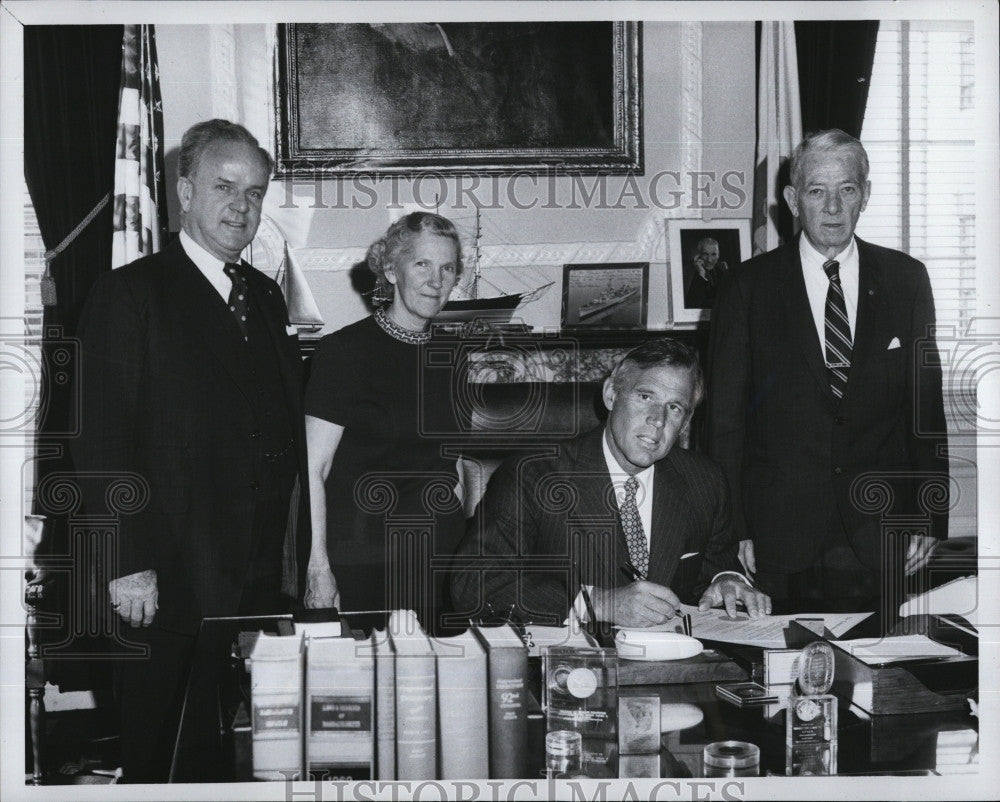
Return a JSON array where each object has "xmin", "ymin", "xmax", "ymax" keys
[{"xmin": 169, "ymin": 620, "xmax": 977, "ymax": 782}]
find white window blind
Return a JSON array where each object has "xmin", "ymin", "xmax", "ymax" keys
[{"xmin": 857, "ymin": 19, "xmax": 976, "ymax": 400}]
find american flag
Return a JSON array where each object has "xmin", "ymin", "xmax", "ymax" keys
[
  {"xmin": 752, "ymin": 21, "xmax": 802, "ymax": 256},
  {"xmin": 112, "ymin": 25, "xmax": 167, "ymax": 269}
]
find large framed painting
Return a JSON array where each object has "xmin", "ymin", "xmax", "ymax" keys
[{"xmin": 275, "ymin": 22, "xmax": 641, "ymax": 176}]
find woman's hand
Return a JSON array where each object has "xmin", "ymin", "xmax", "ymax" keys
[{"xmin": 304, "ymin": 562, "xmax": 340, "ymax": 610}]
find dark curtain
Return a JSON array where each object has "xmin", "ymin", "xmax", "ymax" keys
[
  {"xmin": 23, "ymin": 25, "xmax": 123, "ymax": 694},
  {"xmin": 795, "ymin": 21, "xmax": 880, "ymax": 138},
  {"xmin": 25, "ymin": 24, "xmax": 121, "ymax": 479}
]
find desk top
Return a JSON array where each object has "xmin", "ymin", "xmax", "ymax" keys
[{"xmin": 529, "ymin": 681, "xmax": 977, "ymax": 779}]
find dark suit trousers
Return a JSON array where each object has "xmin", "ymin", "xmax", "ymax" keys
[{"xmin": 115, "ymin": 454, "xmax": 294, "ymax": 783}]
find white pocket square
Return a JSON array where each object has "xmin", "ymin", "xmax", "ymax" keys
[
  {"xmin": 680, "ymin": 551, "xmax": 699, "ymax": 560},
  {"xmin": 887, "ymin": 337, "xmax": 901, "ymax": 350},
  {"xmin": 285, "ymin": 324, "xmax": 298, "ymax": 336}
]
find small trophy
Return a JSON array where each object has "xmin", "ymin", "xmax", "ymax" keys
[{"xmin": 785, "ymin": 641, "xmax": 838, "ymax": 775}]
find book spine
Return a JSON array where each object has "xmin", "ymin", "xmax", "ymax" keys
[
  {"xmin": 485, "ymin": 646, "xmax": 528, "ymax": 779},
  {"xmin": 376, "ymin": 640, "xmax": 396, "ymax": 781},
  {"xmin": 251, "ymin": 665, "xmax": 303, "ymax": 780},
  {"xmin": 395, "ymin": 654, "xmax": 437, "ymax": 780},
  {"xmin": 437, "ymin": 653, "xmax": 489, "ymax": 779},
  {"xmin": 305, "ymin": 659, "xmax": 374, "ymax": 780}
]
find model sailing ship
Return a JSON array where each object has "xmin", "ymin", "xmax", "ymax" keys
[{"xmin": 434, "ymin": 208, "xmax": 553, "ymax": 329}]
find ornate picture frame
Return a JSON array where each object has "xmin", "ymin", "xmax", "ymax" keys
[{"xmin": 274, "ymin": 22, "xmax": 642, "ymax": 176}]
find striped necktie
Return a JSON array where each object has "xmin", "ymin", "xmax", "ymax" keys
[
  {"xmin": 823, "ymin": 259, "xmax": 852, "ymax": 398},
  {"xmin": 621, "ymin": 476, "xmax": 649, "ymax": 580}
]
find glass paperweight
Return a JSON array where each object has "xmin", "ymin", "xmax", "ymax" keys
[
  {"xmin": 786, "ymin": 641, "xmax": 838, "ymax": 775},
  {"xmin": 797, "ymin": 641, "xmax": 835, "ymax": 695},
  {"xmin": 546, "ymin": 729, "xmax": 582, "ymax": 776},
  {"xmin": 703, "ymin": 740, "xmax": 760, "ymax": 777},
  {"xmin": 543, "ymin": 647, "xmax": 618, "ymax": 740}
]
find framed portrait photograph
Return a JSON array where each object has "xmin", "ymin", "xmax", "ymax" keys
[
  {"xmin": 561, "ymin": 263, "xmax": 649, "ymax": 329},
  {"xmin": 667, "ymin": 219, "xmax": 752, "ymax": 323},
  {"xmin": 274, "ymin": 21, "xmax": 641, "ymax": 176}
]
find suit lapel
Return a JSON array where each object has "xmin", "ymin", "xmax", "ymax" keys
[
  {"xmin": 646, "ymin": 453, "xmax": 691, "ymax": 586},
  {"xmin": 567, "ymin": 430, "xmax": 633, "ymax": 585},
  {"xmin": 165, "ymin": 241, "xmax": 255, "ymax": 406},
  {"xmin": 848, "ymin": 239, "xmax": 890, "ymax": 396},
  {"xmin": 243, "ymin": 265, "xmax": 302, "ymax": 418},
  {"xmin": 780, "ymin": 236, "xmax": 839, "ymax": 406}
]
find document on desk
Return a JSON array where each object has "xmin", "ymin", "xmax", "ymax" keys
[
  {"xmin": 898, "ymin": 576, "xmax": 978, "ymax": 629},
  {"xmin": 633, "ymin": 606, "xmax": 872, "ymax": 649},
  {"xmin": 830, "ymin": 635, "xmax": 964, "ymax": 665}
]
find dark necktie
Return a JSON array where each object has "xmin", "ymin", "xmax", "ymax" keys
[
  {"xmin": 823, "ymin": 259, "xmax": 852, "ymax": 399},
  {"xmin": 621, "ymin": 476, "xmax": 649, "ymax": 580},
  {"xmin": 223, "ymin": 262, "xmax": 249, "ymax": 340}
]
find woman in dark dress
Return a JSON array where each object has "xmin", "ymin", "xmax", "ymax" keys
[{"xmin": 303, "ymin": 212, "xmax": 465, "ymax": 633}]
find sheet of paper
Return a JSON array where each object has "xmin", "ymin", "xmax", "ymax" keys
[
  {"xmin": 830, "ymin": 634, "xmax": 964, "ymax": 665},
  {"xmin": 898, "ymin": 575, "xmax": 979, "ymax": 628},
  {"xmin": 625, "ymin": 606, "xmax": 871, "ymax": 648}
]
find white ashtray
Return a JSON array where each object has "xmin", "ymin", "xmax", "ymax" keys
[{"xmin": 615, "ymin": 630, "xmax": 703, "ymax": 661}]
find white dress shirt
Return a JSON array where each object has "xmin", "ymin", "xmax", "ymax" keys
[
  {"xmin": 180, "ymin": 229, "xmax": 233, "ymax": 303},
  {"xmin": 800, "ymin": 234, "xmax": 860, "ymax": 358}
]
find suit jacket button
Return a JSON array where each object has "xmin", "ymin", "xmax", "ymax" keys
[
  {"xmin": 250, "ymin": 431, "xmax": 261, "ymax": 439},
  {"xmin": 833, "ymin": 467, "xmax": 843, "ymax": 475},
  {"xmin": 835, "ymin": 416, "xmax": 847, "ymax": 425},
  {"xmin": 249, "ymin": 481, "xmax": 261, "ymax": 492}
]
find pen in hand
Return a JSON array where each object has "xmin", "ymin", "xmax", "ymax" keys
[{"xmin": 619, "ymin": 562, "xmax": 689, "ymax": 632}]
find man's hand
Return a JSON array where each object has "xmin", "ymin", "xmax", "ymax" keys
[
  {"xmin": 591, "ymin": 581, "xmax": 682, "ymax": 628},
  {"xmin": 304, "ymin": 562, "xmax": 340, "ymax": 610},
  {"xmin": 109, "ymin": 569, "xmax": 158, "ymax": 627},
  {"xmin": 738, "ymin": 539, "xmax": 756, "ymax": 576},
  {"xmin": 904, "ymin": 534, "xmax": 938, "ymax": 576},
  {"xmin": 698, "ymin": 576, "xmax": 771, "ymax": 618}
]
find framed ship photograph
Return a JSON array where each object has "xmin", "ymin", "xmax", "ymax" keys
[
  {"xmin": 561, "ymin": 262, "xmax": 649, "ymax": 330},
  {"xmin": 667, "ymin": 219, "xmax": 751, "ymax": 323},
  {"xmin": 274, "ymin": 21, "xmax": 641, "ymax": 176}
]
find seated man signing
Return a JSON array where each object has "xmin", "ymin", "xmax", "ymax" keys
[{"xmin": 451, "ymin": 339, "xmax": 770, "ymax": 627}]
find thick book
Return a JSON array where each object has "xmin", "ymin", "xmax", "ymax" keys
[
  {"xmin": 304, "ymin": 636, "xmax": 375, "ymax": 780},
  {"xmin": 250, "ymin": 632, "xmax": 305, "ymax": 780},
  {"xmin": 373, "ymin": 629, "xmax": 396, "ymax": 781},
  {"xmin": 432, "ymin": 630, "xmax": 489, "ymax": 779},
  {"xmin": 389, "ymin": 614, "xmax": 438, "ymax": 780},
  {"xmin": 473, "ymin": 624, "xmax": 529, "ymax": 779}
]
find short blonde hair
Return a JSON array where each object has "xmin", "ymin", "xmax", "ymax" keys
[{"xmin": 366, "ymin": 212, "xmax": 464, "ymax": 305}]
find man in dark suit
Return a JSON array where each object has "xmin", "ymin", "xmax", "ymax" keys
[
  {"xmin": 451, "ymin": 339, "xmax": 770, "ymax": 627},
  {"xmin": 685, "ymin": 237, "xmax": 729, "ymax": 309},
  {"xmin": 706, "ymin": 129, "xmax": 948, "ymax": 617},
  {"xmin": 71, "ymin": 119, "xmax": 308, "ymax": 781}
]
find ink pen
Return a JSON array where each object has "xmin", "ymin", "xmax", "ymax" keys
[
  {"xmin": 619, "ymin": 562, "xmax": 689, "ymax": 633},
  {"xmin": 579, "ymin": 584, "xmax": 612, "ymax": 646}
]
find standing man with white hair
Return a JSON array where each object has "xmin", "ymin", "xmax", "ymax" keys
[{"xmin": 706, "ymin": 129, "xmax": 948, "ymax": 618}]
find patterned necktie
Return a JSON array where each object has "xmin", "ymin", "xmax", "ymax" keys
[
  {"xmin": 823, "ymin": 259, "xmax": 852, "ymax": 399},
  {"xmin": 223, "ymin": 262, "xmax": 249, "ymax": 340},
  {"xmin": 621, "ymin": 476, "xmax": 649, "ymax": 580}
]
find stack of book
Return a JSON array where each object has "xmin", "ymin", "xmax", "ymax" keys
[{"xmin": 246, "ymin": 613, "xmax": 532, "ymax": 781}]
